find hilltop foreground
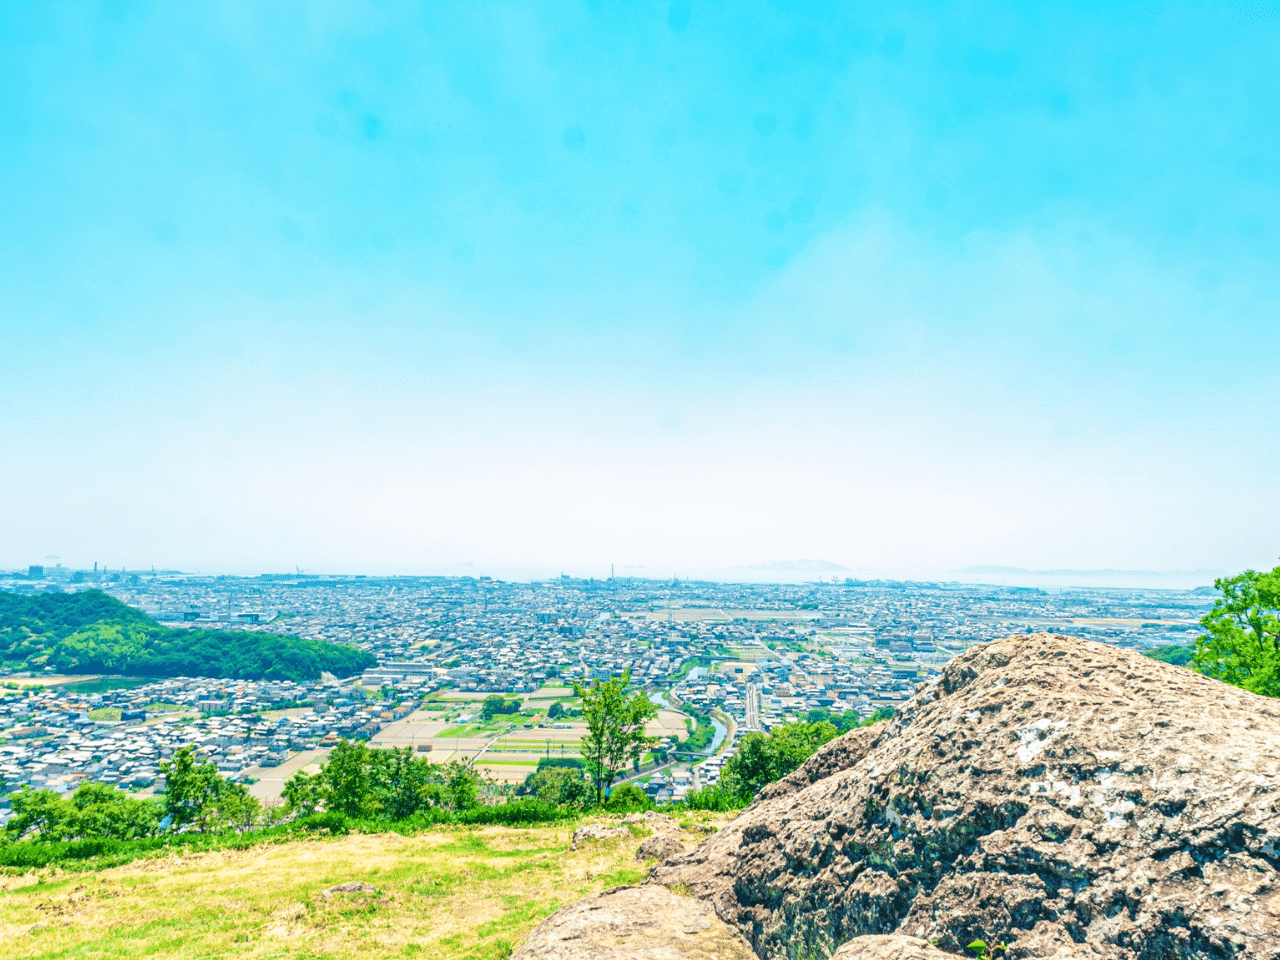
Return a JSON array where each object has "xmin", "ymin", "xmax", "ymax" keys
[
  {"xmin": 519, "ymin": 634, "xmax": 1280, "ymax": 959},
  {"xmin": 0, "ymin": 815, "xmax": 733, "ymax": 959}
]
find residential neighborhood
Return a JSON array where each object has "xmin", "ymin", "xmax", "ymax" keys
[{"xmin": 0, "ymin": 567, "xmax": 1212, "ymax": 818}]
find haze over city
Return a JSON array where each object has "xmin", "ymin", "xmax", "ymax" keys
[
  {"xmin": 3, "ymin": 3, "xmax": 1278, "ymax": 585},
  {"xmin": 6, "ymin": 10, "xmax": 1280, "ymax": 960}
]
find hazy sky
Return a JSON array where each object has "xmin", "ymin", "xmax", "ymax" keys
[{"xmin": 2, "ymin": 2, "xmax": 1278, "ymax": 584}]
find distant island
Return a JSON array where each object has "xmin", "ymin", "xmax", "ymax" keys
[{"xmin": 0, "ymin": 590, "xmax": 374, "ymax": 682}]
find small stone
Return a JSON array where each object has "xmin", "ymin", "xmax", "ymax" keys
[
  {"xmin": 322, "ymin": 881, "xmax": 379, "ymax": 898},
  {"xmin": 570, "ymin": 823, "xmax": 630, "ymax": 850}
]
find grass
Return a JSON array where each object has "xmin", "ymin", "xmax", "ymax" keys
[
  {"xmin": 0, "ymin": 817, "xmax": 717, "ymax": 960},
  {"xmin": 86, "ymin": 708, "xmax": 122, "ymax": 722}
]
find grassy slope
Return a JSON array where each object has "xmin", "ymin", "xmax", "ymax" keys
[{"xmin": 0, "ymin": 817, "xmax": 726, "ymax": 959}]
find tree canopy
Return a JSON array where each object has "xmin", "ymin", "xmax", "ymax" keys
[
  {"xmin": 480, "ymin": 695, "xmax": 523, "ymax": 722},
  {"xmin": 5, "ymin": 782, "xmax": 160, "ymax": 842},
  {"xmin": 0, "ymin": 590, "xmax": 374, "ymax": 681},
  {"xmin": 283, "ymin": 740, "xmax": 488, "ymax": 819},
  {"xmin": 1192, "ymin": 564, "xmax": 1280, "ymax": 697},
  {"xmin": 159, "ymin": 746, "xmax": 259, "ymax": 832},
  {"xmin": 721, "ymin": 720, "xmax": 839, "ymax": 798}
]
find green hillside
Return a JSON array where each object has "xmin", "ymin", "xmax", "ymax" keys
[{"xmin": 0, "ymin": 590, "xmax": 374, "ymax": 682}]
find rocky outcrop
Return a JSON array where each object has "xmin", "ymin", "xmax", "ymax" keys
[
  {"xmin": 650, "ymin": 634, "xmax": 1280, "ymax": 959},
  {"xmin": 636, "ymin": 833, "xmax": 686, "ymax": 862},
  {"xmin": 518, "ymin": 633, "xmax": 1280, "ymax": 959},
  {"xmin": 510, "ymin": 884, "xmax": 756, "ymax": 960}
]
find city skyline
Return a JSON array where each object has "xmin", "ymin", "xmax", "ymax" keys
[{"xmin": 7, "ymin": 558, "xmax": 1230, "ymax": 592}]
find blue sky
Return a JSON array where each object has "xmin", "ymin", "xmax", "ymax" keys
[{"xmin": 1, "ymin": 1, "xmax": 1277, "ymax": 583}]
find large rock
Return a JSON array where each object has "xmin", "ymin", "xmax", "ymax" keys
[
  {"xmin": 510, "ymin": 884, "xmax": 756, "ymax": 960},
  {"xmin": 636, "ymin": 833, "xmax": 687, "ymax": 862},
  {"xmin": 646, "ymin": 634, "xmax": 1280, "ymax": 959}
]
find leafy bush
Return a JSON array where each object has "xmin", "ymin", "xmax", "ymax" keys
[
  {"xmin": 721, "ymin": 721, "xmax": 840, "ymax": 799},
  {"xmin": 1145, "ymin": 645, "xmax": 1195, "ymax": 666},
  {"xmin": 604, "ymin": 783, "xmax": 651, "ymax": 813},
  {"xmin": 517, "ymin": 765, "xmax": 593, "ymax": 808},
  {"xmin": 682, "ymin": 784, "xmax": 747, "ymax": 812},
  {"xmin": 0, "ymin": 798, "xmax": 574, "ymax": 871}
]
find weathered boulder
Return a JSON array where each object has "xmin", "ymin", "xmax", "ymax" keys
[
  {"xmin": 636, "ymin": 833, "xmax": 686, "ymax": 862},
  {"xmin": 831, "ymin": 935, "xmax": 960, "ymax": 959},
  {"xmin": 646, "ymin": 634, "xmax": 1280, "ymax": 959},
  {"xmin": 570, "ymin": 823, "xmax": 630, "ymax": 850},
  {"xmin": 510, "ymin": 884, "xmax": 756, "ymax": 960}
]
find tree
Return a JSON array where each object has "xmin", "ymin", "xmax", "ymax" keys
[
  {"xmin": 5, "ymin": 787, "xmax": 77, "ymax": 841},
  {"xmin": 321, "ymin": 739, "xmax": 375, "ymax": 818},
  {"xmin": 69, "ymin": 783, "xmax": 160, "ymax": 839},
  {"xmin": 481, "ymin": 695, "xmax": 522, "ymax": 722},
  {"xmin": 369, "ymin": 746, "xmax": 435, "ymax": 819},
  {"xmin": 722, "ymin": 720, "xmax": 839, "ymax": 799},
  {"xmin": 159, "ymin": 745, "xmax": 258, "ymax": 832},
  {"xmin": 573, "ymin": 670, "xmax": 657, "ymax": 805},
  {"xmin": 1193, "ymin": 565, "xmax": 1280, "ymax": 697},
  {"xmin": 547, "ymin": 701, "xmax": 564, "ymax": 720},
  {"xmin": 5, "ymin": 783, "xmax": 160, "ymax": 841},
  {"xmin": 519, "ymin": 764, "xmax": 592, "ymax": 808},
  {"xmin": 437, "ymin": 758, "xmax": 484, "ymax": 810},
  {"xmin": 282, "ymin": 770, "xmax": 328, "ymax": 816}
]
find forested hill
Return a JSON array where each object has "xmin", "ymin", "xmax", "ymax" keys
[{"xmin": 0, "ymin": 590, "xmax": 374, "ymax": 682}]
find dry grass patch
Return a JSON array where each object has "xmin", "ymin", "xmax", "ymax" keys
[{"xmin": 0, "ymin": 818, "xmax": 729, "ymax": 960}]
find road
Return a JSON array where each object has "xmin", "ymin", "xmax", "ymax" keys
[{"xmin": 743, "ymin": 683, "xmax": 761, "ymax": 732}]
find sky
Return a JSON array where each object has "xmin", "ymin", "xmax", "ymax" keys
[{"xmin": 1, "ymin": 1, "xmax": 1278, "ymax": 586}]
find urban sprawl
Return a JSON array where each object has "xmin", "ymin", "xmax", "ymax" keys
[{"xmin": 0, "ymin": 567, "xmax": 1211, "ymax": 818}]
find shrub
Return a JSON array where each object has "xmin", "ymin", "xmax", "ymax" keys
[
  {"xmin": 682, "ymin": 784, "xmax": 747, "ymax": 812},
  {"xmin": 721, "ymin": 721, "xmax": 839, "ymax": 798},
  {"xmin": 604, "ymin": 783, "xmax": 652, "ymax": 813}
]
